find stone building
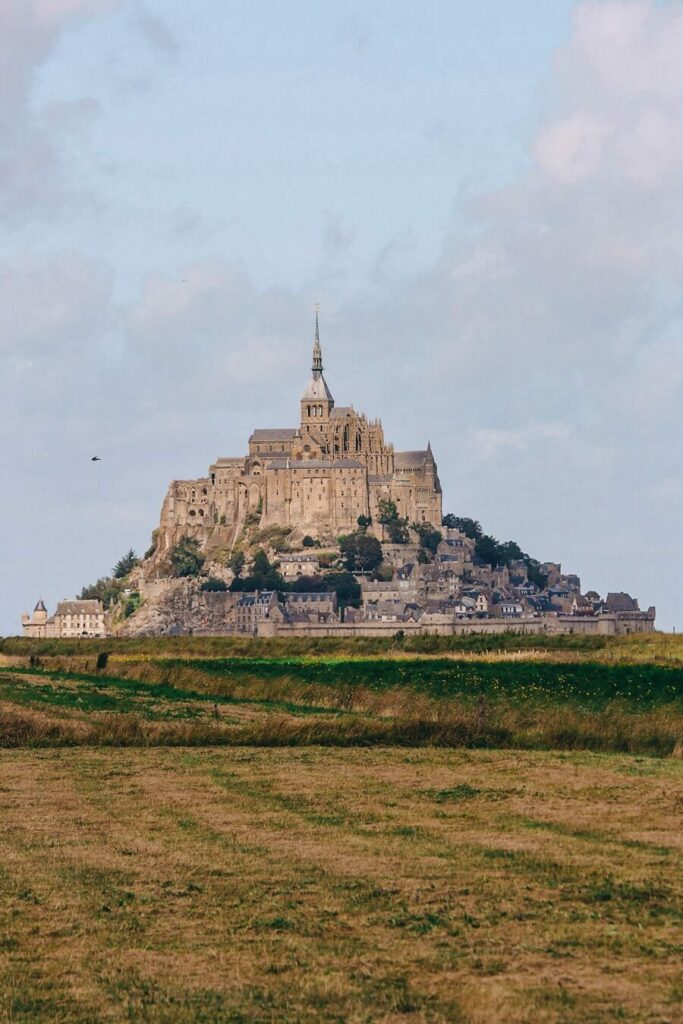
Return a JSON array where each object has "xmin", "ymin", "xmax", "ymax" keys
[
  {"xmin": 22, "ymin": 599, "xmax": 107, "ymax": 638},
  {"xmin": 156, "ymin": 311, "xmax": 443, "ymax": 554}
]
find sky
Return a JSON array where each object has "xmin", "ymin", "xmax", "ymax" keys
[{"xmin": 1, "ymin": 0, "xmax": 681, "ymax": 633}]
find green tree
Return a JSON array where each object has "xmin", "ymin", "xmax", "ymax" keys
[
  {"xmin": 169, "ymin": 537, "xmax": 205, "ymax": 578},
  {"xmin": 356, "ymin": 514, "xmax": 372, "ymax": 533},
  {"xmin": 474, "ymin": 534, "xmax": 502, "ymax": 567},
  {"xmin": 339, "ymin": 532, "xmax": 383, "ymax": 573},
  {"xmin": 79, "ymin": 577, "xmax": 122, "ymax": 610},
  {"xmin": 230, "ymin": 548, "xmax": 287, "ymax": 592},
  {"xmin": 413, "ymin": 523, "xmax": 442, "ymax": 556},
  {"xmin": 112, "ymin": 549, "xmax": 139, "ymax": 579},
  {"xmin": 442, "ymin": 515, "xmax": 483, "ymax": 539},
  {"xmin": 302, "ymin": 535, "xmax": 316, "ymax": 547},
  {"xmin": 325, "ymin": 571, "xmax": 361, "ymax": 610},
  {"xmin": 377, "ymin": 500, "xmax": 409, "ymax": 544}
]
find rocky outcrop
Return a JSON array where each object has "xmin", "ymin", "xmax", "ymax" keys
[{"xmin": 116, "ymin": 579, "xmax": 238, "ymax": 637}]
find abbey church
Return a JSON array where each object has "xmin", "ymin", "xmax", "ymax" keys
[{"xmin": 156, "ymin": 311, "xmax": 442, "ymax": 553}]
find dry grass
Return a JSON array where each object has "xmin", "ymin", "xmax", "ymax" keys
[
  {"xmin": 3, "ymin": 631, "xmax": 682, "ymax": 665},
  {"xmin": 0, "ymin": 746, "xmax": 680, "ymax": 1023}
]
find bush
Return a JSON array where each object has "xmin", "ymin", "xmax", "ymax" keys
[
  {"xmin": 124, "ymin": 592, "xmax": 141, "ymax": 618},
  {"xmin": 170, "ymin": 538, "xmax": 205, "ymax": 578},
  {"xmin": 302, "ymin": 535, "xmax": 316, "ymax": 548}
]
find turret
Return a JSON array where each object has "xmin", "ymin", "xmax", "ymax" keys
[{"xmin": 33, "ymin": 599, "xmax": 48, "ymax": 626}]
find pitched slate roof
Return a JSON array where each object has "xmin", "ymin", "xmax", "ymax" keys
[
  {"xmin": 302, "ymin": 374, "xmax": 334, "ymax": 401},
  {"xmin": 55, "ymin": 600, "xmax": 103, "ymax": 615},
  {"xmin": 250, "ymin": 428, "xmax": 298, "ymax": 442},
  {"xmin": 394, "ymin": 450, "xmax": 430, "ymax": 469}
]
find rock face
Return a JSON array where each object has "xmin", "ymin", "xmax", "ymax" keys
[
  {"xmin": 118, "ymin": 580, "xmax": 237, "ymax": 637},
  {"xmin": 151, "ymin": 313, "xmax": 443, "ymax": 562}
]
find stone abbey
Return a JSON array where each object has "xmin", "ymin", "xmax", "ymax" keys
[{"xmin": 156, "ymin": 311, "xmax": 442, "ymax": 553}]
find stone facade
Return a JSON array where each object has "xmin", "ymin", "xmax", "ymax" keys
[
  {"xmin": 22, "ymin": 599, "xmax": 107, "ymax": 638},
  {"xmin": 155, "ymin": 311, "xmax": 442, "ymax": 555}
]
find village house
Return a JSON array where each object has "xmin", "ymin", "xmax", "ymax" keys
[{"xmin": 22, "ymin": 599, "xmax": 107, "ymax": 638}]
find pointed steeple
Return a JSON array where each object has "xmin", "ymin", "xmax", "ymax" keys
[
  {"xmin": 312, "ymin": 303, "xmax": 323, "ymax": 376},
  {"xmin": 301, "ymin": 304, "xmax": 334, "ymax": 422}
]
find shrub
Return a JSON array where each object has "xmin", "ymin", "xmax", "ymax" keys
[
  {"xmin": 302, "ymin": 535, "xmax": 316, "ymax": 548},
  {"xmin": 170, "ymin": 538, "xmax": 205, "ymax": 578}
]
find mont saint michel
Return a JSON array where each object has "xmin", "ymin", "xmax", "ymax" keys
[
  {"xmin": 23, "ymin": 313, "xmax": 655, "ymax": 640},
  {"xmin": 156, "ymin": 309, "xmax": 442, "ymax": 555}
]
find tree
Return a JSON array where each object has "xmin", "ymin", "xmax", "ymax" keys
[
  {"xmin": 169, "ymin": 537, "xmax": 205, "ymax": 578},
  {"xmin": 201, "ymin": 576, "xmax": 228, "ymax": 592},
  {"xmin": 325, "ymin": 571, "xmax": 361, "ymax": 610},
  {"xmin": 413, "ymin": 523, "xmax": 442, "ymax": 556},
  {"xmin": 302, "ymin": 535, "xmax": 316, "ymax": 547},
  {"xmin": 442, "ymin": 515, "xmax": 483, "ymax": 539},
  {"xmin": 228, "ymin": 549, "xmax": 245, "ymax": 578},
  {"xmin": 339, "ymin": 532, "xmax": 383, "ymax": 573},
  {"xmin": 112, "ymin": 549, "xmax": 139, "ymax": 579},
  {"xmin": 230, "ymin": 548, "xmax": 287, "ymax": 592},
  {"xmin": 79, "ymin": 577, "xmax": 122, "ymax": 610},
  {"xmin": 356, "ymin": 514, "xmax": 372, "ymax": 533},
  {"xmin": 291, "ymin": 574, "xmax": 328, "ymax": 593},
  {"xmin": 377, "ymin": 500, "xmax": 409, "ymax": 544},
  {"xmin": 474, "ymin": 534, "xmax": 503, "ymax": 568}
]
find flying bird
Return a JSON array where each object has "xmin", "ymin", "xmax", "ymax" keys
[{"xmin": 91, "ymin": 456, "xmax": 101, "ymax": 462}]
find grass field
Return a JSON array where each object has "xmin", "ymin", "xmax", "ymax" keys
[
  {"xmin": 0, "ymin": 634, "xmax": 680, "ymax": 1021},
  {"xmin": 1, "ymin": 633, "xmax": 682, "ymax": 755},
  {"xmin": 0, "ymin": 747, "xmax": 681, "ymax": 1023}
]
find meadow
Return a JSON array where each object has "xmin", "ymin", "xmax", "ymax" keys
[
  {"xmin": 0, "ymin": 634, "xmax": 681, "ymax": 1022},
  {"xmin": 0, "ymin": 746, "xmax": 681, "ymax": 1023},
  {"xmin": 0, "ymin": 632, "xmax": 681, "ymax": 755}
]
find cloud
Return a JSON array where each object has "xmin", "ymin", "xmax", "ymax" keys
[
  {"xmin": 133, "ymin": 3, "xmax": 178, "ymax": 57},
  {"xmin": 0, "ymin": 0, "xmax": 119, "ymax": 222}
]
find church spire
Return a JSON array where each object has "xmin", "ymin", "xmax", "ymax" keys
[{"xmin": 312, "ymin": 303, "xmax": 323, "ymax": 376}]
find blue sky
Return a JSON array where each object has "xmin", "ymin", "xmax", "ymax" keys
[{"xmin": 1, "ymin": 0, "xmax": 681, "ymax": 632}]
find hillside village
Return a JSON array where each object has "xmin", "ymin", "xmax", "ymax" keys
[{"xmin": 22, "ymin": 318, "xmax": 655, "ymax": 639}]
